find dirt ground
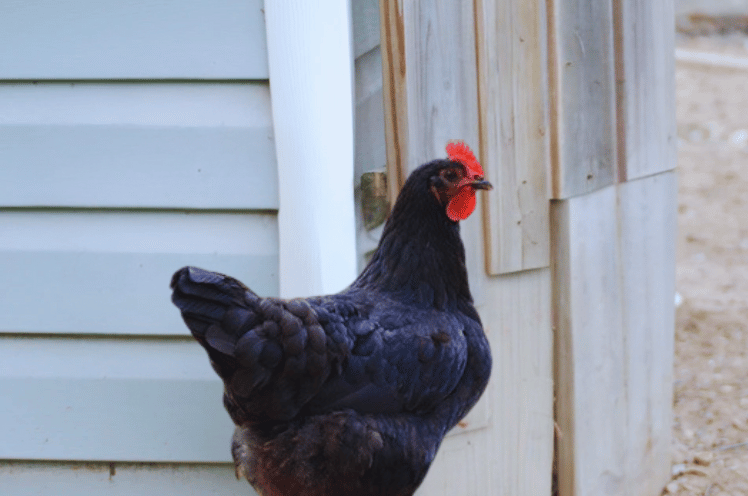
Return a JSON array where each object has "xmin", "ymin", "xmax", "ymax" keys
[{"xmin": 667, "ymin": 34, "xmax": 748, "ymax": 495}]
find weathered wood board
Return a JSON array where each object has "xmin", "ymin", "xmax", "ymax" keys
[
  {"xmin": 380, "ymin": 1, "xmax": 554, "ymax": 494},
  {"xmin": 547, "ymin": 0, "xmax": 617, "ymax": 198},
  {"xmin": 552, "ymin": 171, "xmax": 676, "ymax": 496},
  {"xmin": 419, "ymin": 267, "xmax": 553, "ymax": 496},
  {"xmin": 475, "ymin": 0, "xmax": 551, "ymax": 274},
  {"xmin": 615, "ymin": 0, "xmax": 677, "ymax": 181}
]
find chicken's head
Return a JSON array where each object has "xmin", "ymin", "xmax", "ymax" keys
[{"xmin": 429, "ymin": 141, "xmax": 492, "ymax": 222}]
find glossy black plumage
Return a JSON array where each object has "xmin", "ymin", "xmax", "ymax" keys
[{"xmin": 171, "ymin": 158, "xmax": 492, "ymax": 496}]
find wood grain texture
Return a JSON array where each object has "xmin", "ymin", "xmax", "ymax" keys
[
  {"xmin": 617, "ymin": 172, "xmax": 675, "ymax": 496},
  {"xmin": 547, "ymin": 0, "xmax": 617, "ymax": 198},
  {"xmin": 379, "ymin": 2, "xmax": 554, "ymax": 494},
  {"xmin": 552, "ymin": 186, "xmax": 626, "ymax": 496},
  {"xmin": 0, "ymin": 82, "xmax": 277, "ymax": 209},
  {"xmin": 475, "ymin": 0, "xmax": 551, "ymax": 274},
  {"xmin": 0, "ymin": 211, "xmax": 278, "ymax": 335},
  {"xmin": 380, "ymin": 0, "xmax": 483, "ymax": 298},
  {"xmin": 0, "ymin": 0, "xmax": 268, "ymax": 79},
  {"xmin": 0, "ymin": 337, "xmax": 236, "ymax": 462},
  {"xmin": 380, "ymin": 0, "xmax": 482, "ymax": 201},
  {"xmin": 0, "ymin": 462, "xmax": 253, "ymax": 496},
  {"xmin": 484, "ymin": 268, "xmax": 553, "ymax": 496},
  {"xmin": 419, "ymin": 268, "xmax": 553, "ymax": 496},
  {"xmin": 380, "ymin": 0, "xmax": 409, "ymax": 200},
  {"xmin": 614, "ymin": 0, "xmax": 677, "ymax": 181},
  {"xmin": 552, "ymin": 171, "xmax": 676, "ymax": 496}
]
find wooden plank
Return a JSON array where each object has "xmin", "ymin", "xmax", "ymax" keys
[
  {"xmin": 0, "ymin": 0, "xmax": 268, "ymax": 79},
  {"xmin": 380, "ymin": 0, "xmax": 482, "ymax": 193},
  {"xmin": 0, "ymin": 337, "xmax": 236, "ymax": 462},
  {"xmin": 380, "ymin": 0, "xmax": 483, "ymax": 297},
  {"xmin": 379, "ymin": 2, "xmax": 554, "ymax": 495},
  {"xmin": 418, "ymin": 269, "xmax": 553, "ymax": 495},
  {"xmin": 547, "ymin": 0, "xmax": 617, "ymax": 198},
  {"xmin": 552, "ymin": 171, "xmax": 676, "ymax": 496},
  {"xmin": 618, "ymin": 172, "xmax": 675, "ymax": 496},
  {"xmin": 615, "ymin": 0, "xmax": 677, "ymax": 181},
  {"xmin": 0, "ymin": 461, "xmax": 254, "ymax": 496},
  {"xmin": 395, "ymin": 2, "xmax": 481, "ymax": 171},
  {"xmin": 0, "ymin": 211, "xmax": 278, "ymax": 335},
  {"xmin": 380, "ymin": 0, "xmax": 410, "ymax": 200},
  {"xmin": 552, "ymin": 185, "xmax": 627, "ymax": 496},
  {"xmin": 484, "ymin": 268, "xmax": 553, "ymax": 496},
  {"xmin": 475, "ymin": 0, "xmax": 550, "ymax": 274},
  {"xmin": 0, "ymin": 82, "xmax": 277, "ymax": 209},
  {"xmin": 418, "ymin": 433, "xmax": 486, "ymax": 495}
]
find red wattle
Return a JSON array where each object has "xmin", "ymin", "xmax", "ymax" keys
[{"xmin": 446, "ymin": 187, "xmax": 477, "ymax": 221}]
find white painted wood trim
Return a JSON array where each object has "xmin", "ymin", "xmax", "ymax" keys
[{"xmin": 265, "ymin": 0, "xmax": 358, "ymax": 298}]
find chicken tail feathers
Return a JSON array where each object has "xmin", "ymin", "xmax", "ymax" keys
[
  {"xmin": 171, "ymin": 266, "xmax": 335, "ymax": 423},
  {"xmin": 170, "ymin": 266, "xmax": 262, "ymax": 377}
]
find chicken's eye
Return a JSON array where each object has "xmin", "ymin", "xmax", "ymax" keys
[{"xmin": 443, "ymin": 169, "xmax": 459, "ymax": 183}]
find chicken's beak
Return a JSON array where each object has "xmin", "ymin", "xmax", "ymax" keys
[{"xmin": 470, "ymin": 178, "xmax": 493, "ymax": 191}]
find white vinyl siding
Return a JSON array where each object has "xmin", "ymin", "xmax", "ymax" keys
[
  {"xmin": 0, "ymin": 0, "xmax": 276, "ymax": 474},
  {"xmin": 0, "ymin": 0, "xmax": 268, "ymax": 79},
  {"xmin": 0, "ymin": 83, "xmax": 277, "ymax": 209},
  {"xmin": 0, "ymin": 2, "xmax": 385, "ymax": 494}
]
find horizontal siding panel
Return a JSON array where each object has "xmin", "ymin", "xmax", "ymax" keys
[
  {"xmin": 0, "ymin": 0, "xmax": 268, "ymax": 79},
  {"xmin": 0, "ymin": 83, "xmax": 277, "ymax": 209},
  {"xmin": 0, "ymin": 462, "xmax": 253, "ymax": 496},
  {"xmin": 0, "ymin": 337, "xmax": 236, "ymax": 462},
  {"xmin": 0, "ymin": 212, "xmax": 279, "ymax": 335},
  {"xmin": 0, "ymin": 126, "xmax": 278, "ymax": 209}
]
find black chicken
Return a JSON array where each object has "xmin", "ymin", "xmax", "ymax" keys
[{"xmin": 171, "ymin": 142, "xmax": 492, "ymax": 496}]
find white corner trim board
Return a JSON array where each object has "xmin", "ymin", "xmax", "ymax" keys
[{"xmin": 265, "ymin": 0, "xmax": 358, "ymax": 299}]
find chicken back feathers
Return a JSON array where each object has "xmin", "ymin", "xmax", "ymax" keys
[{"xmin": 171, "ymin": 146, "xmax": 492, "ymax": 496}]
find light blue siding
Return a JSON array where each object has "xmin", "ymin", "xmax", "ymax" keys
[
  {"xmin": 0, "ymin": 0, "xmax": 277, "ymax": 475},
  {"xmin": 0, "ymin": 82, "xmax": 277, "ymax": 209},
  {"xmin": 0, "ymin": 126, "xmax": 278, "ymax": 209},
  {"xmin": 0, "ymin": 0, "xmax": 268, "ymax": 79},
  {"xmin": 0, "ymin": 211, "xmax": 279, "ymax": 335},
  {"xmin": 0, "ymin": 0, "xmax": 383, "ymax": 492},
  {"xmin": 0, "ymin": 462, "xmax": 255, "ymax": 496},
  {"xmin": 0, "ymin": 337, "xmax": 235, "ymax": 462}
]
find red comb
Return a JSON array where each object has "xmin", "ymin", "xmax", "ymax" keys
[{"xmin": 446, "ymin": 141, "xmax": 483, "ymax": 178}]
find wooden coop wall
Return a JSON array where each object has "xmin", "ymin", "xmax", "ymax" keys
[
  {"xmin": 381, "ymin": 0, "xmax": 676, "ymax": 495},
  {"xmin": 549, "ymin": 0, "xmax": 677, "ymax": 495},
  {"xmin": 381, "ymin": 0, "xmax": 555, "ymax": 494}
]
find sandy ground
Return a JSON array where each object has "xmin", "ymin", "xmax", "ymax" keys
[{"xmin": 667, "ymin": 34, "xmax": 748, "ymax": 495}]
